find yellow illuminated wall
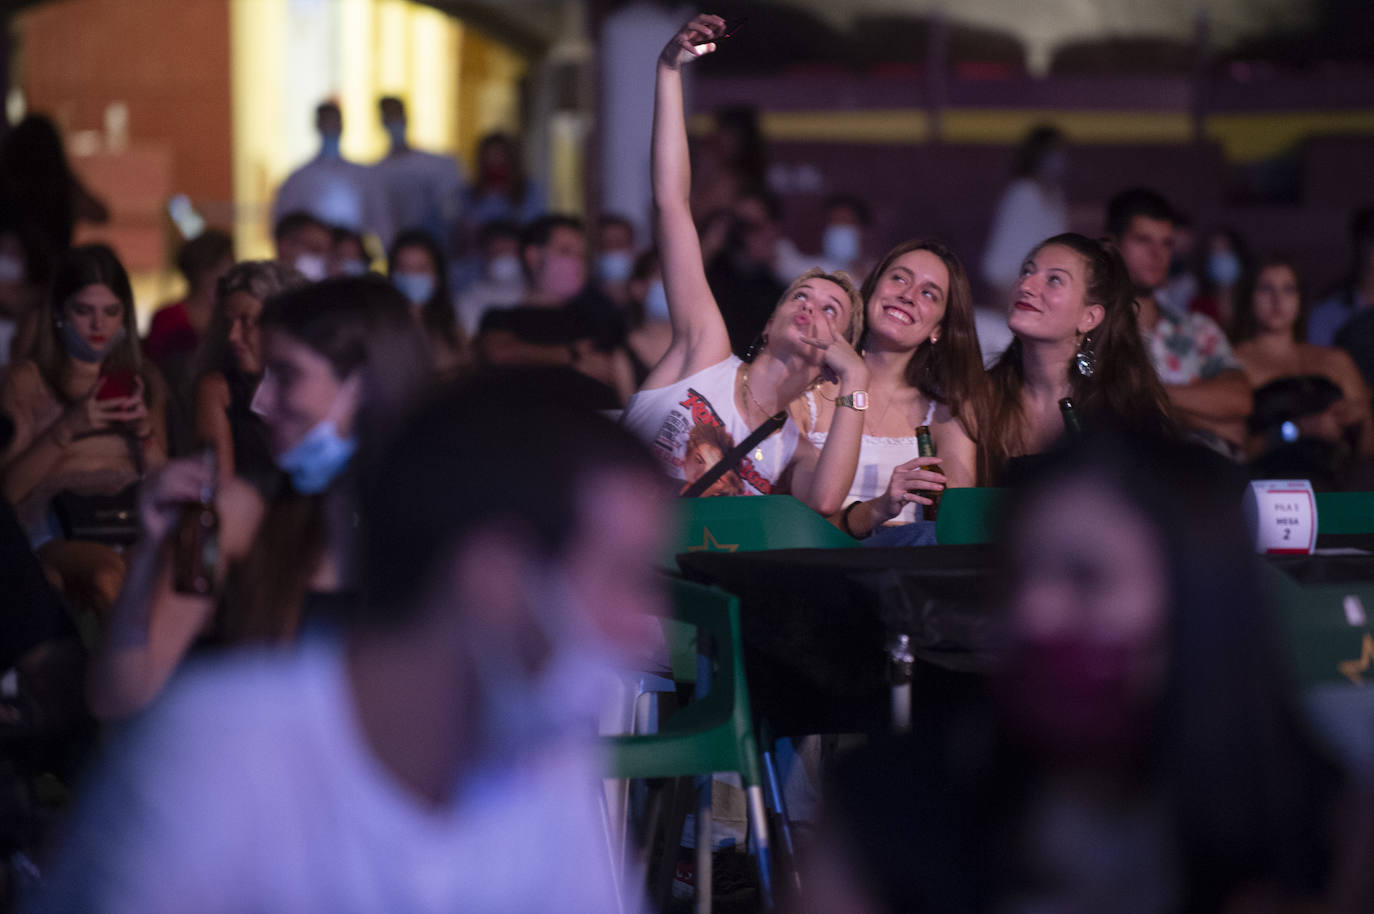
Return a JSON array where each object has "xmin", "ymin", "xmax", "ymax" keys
[{"xmin": 230, "ymin": 0, "xmax": 526, "ymax": 259}]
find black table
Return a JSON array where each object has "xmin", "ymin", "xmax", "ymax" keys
[{"xmin": 676, "ymin": 545, "xmax": 1001, "ymax": 737}]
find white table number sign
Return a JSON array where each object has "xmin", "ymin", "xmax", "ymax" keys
[{"xmin": 1243, "ymin": 480, "xmax": 1318, "ymax": 555}]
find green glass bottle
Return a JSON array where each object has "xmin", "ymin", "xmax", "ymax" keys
[
  {"xmin": 1059, "ymin": 398, "xmax": 1082, "ymax": 437},
  {"xmin": 915, "ymin": 424, "xmax": 940, "ymax": 521}
]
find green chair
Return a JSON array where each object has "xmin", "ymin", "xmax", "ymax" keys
[
  {"xmin": 665, "ymin": 495, "xmax": 857, "ymax": 567},
  {"xmin": 934, "ymin": 487, "xmax": 1007, "ymax": 545},
  {"xmin": 605, "ymin": 577, "xmax": 775, "ymax": 913},
  {"xmin": 1264, "ymin": 561, "xmax": 1374, "ymax": 689}
]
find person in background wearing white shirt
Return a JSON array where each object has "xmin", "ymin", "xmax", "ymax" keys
[
  {"xmin": 978, "ymin": 126, "xmax": 1069, "ymax": 366},
  {"xmin": 272, "ymin": 101, "xmax": 391, "ymax": 246},
  {"xmin": 373, "ymin": 96, "xmax": 466, "ymax": 252},
  {"xmin": 273, "ymin": 211, "xmax": 333, "ymax": 283},
  {"xmin": 26, "ymin": 370, "xmax": 668, "ymax": 914}
]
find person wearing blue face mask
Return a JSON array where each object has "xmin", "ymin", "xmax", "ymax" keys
[
  {"xmin": 273, "ymin": 101, "xmax": 392, "ymax": 246},
  {"xmin": 595, "ymin": 213, "xmax": 638, "ymax": 308},
  {"xmin": 387, "ymin": 229, "xmax": 465, "ymax": 376},
  {"xmin": 87, "ymin": 275, "xmax": 434, "ymax": 721},
  {"xmin": 1185, "ymin": 227, "xmax": 1249, "ymax": 335},
  {"xmin": 372, "ymin": 96, "xmax": 466, "ymax": 252}
]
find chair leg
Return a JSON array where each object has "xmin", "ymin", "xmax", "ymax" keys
[
  {"xmin": 655, "ymin": 778, "xmax": 694, "ymax": 910},
  {"xmin": 599, "ymin": 784, "xmax": 627, "ymax": 914},
  {"xmin": 761, "ymin": 744, "xmax": 803, "ymax": 902},
  {"xmin": 695, "ymin": 774, "xmax": 713, "ymax": 914},
  {"xmin": 746, "ymin": 784, "xmax": 776, "ymax": 912}
]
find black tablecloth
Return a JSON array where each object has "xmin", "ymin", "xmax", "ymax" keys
[{"xmin": 676, "ymin": 545, "xmax": 1001, "ymax": 736}]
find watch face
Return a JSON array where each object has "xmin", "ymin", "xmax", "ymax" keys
[{"xmin": 852, "ymin": 390, "xmax": 869, "ymax": 410}]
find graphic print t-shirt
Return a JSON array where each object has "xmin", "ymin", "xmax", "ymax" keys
[{"xmin": 622, "ymin": 356, "xmax": 800, "ymax": 496}]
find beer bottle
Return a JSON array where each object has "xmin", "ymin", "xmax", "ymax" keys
[
  {"xmin": 915, "ymin": 424, "xmax": 941, "ymax": 521},
  {"xmin": 1058, "ymin": 398, "xmax": 1082, "ymax": 437},
  {"xmin": 173, "ymin": 449, "xmax": 219, "ymax": 596}
]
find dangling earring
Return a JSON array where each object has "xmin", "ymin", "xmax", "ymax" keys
[{"xmin": 1074, "ymin": 333, "xmax": 1097, "ymax": 378}]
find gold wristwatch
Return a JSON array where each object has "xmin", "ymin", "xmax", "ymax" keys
[{"xmin": 835, "ymin": 391, "xmax": 869, "ymax": 411}]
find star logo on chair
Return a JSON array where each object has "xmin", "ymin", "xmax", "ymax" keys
[
  {"xmin": 687, "ymin": 526, "xmax": 739, "ymax": 553},
  {"xmin": 1338, "ymin": 633, "xmax": 1374, "ymax": 686}
]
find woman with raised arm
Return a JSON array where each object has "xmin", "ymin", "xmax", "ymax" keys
[
  {"xmin": 622, "ymin": 14, "xmax": 868, "ymax": 516},
  {"xmin": 802, "ymin": 239, "xmax": 986, "ymax": 543},
  {"xmin": 978, "ymin": 233, "xmax": 1174, "ymax": 485}
]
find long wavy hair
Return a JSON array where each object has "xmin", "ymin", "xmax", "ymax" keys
[
  {"xmin": 858, "ymin": 238, "xmax": 987, "ymax": 425},
  {"xmin": 977, "ymin": 233, "xmax": 1173, "ymax": 484}
]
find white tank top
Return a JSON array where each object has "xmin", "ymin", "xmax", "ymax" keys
[
  {"xmin": 622, "ymin": 356, "xmax": 801, "ymax": 496},
  {"xmin": 805, "ymin": 391, "xmax": 935, "ymax": 524}
]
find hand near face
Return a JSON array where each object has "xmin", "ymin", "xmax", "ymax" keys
[{"xmin": 801, "ymin": 312, "xmax": 868, "ymax": 388}]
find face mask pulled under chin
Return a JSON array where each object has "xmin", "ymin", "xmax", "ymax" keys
[
  {"xmin": 273, "ymin": 376, "xmax": 359, "ymax": 495},
  {"xmin": 60, "ymin": 320, "xmax": 125, "ymax": 364},
  {"xmin": 471, "ymin": 570, "xmax": 629, "ymax": 762}
]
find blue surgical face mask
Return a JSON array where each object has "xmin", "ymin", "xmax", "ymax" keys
[
  {"xmin": 294, "ymin": 253, "xmax": 328, "ymax": 283},
  {"xmin": 392, "ymin": 271, "xmax": 435, "ymax": 306},
  {"xmin": 319, "ymin": 131, "xmax": 342, "ymax": 159},
  {"xmin": 822, "ymin": 224, "xmax": 861, "ymax": 265},
  {"xmin": 0, "ymin": 253, "xmax": 25, "ymax": 283},
  {"xmin": 487, "ymin": 254, "xmax": 523, "ymax": 284},
  {"xmin": 275, "ymin": 378, "xmax": 359, "ymax": 495},
  {"xmin": 338, "ymin": 258, "xmax": 368, "ymax": 277},
  {"xmin": 60, "ymin": 320, "xmax": 125, "ymax": 363},
  {"xmin": 385, "ymin": 121, "xmax": 407, "ymax": 149},
  {"xmin": 1207, "ymin": 250, "xmax": 1241, "ymax": 288},
  {"xmin": 644, "ymin": 279, "xmax": 669, "ymax": 321},
  {"xmin": 597, "ymin": 250, "xmax": 633, "ymax": 284}
]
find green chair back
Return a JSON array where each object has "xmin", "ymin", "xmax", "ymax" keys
[
  {"xmin": 1264, "ymin": 562, "xmax": 1374, "ymax": 689},
  {"xmin": 935, "ymin": 487, "xmax": 1007, "ymax": 545},
  {"xmin": 1314, "ymin": 492, "xmax": 1374, "ymax": 535},
  {"xmin": 605, "ymin": 578, "xmax": 764, "ymax": 787},
  {"xmin": 666, "ymin": 495, "xmax": 857, "ymax": 566}
]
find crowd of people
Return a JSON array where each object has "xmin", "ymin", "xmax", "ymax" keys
[{"xmin": 0, "ymin": 9, "xmax": 1371, "ymax": 912}]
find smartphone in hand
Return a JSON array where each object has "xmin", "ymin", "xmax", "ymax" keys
[{"xmin": 96, "ymin": 367, "xmax": 138, "ymax": 401}]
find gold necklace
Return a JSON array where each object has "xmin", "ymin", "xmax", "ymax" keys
[{"xmin": 740, "ymin": 363, "xmax": 782, "ymax": 463}]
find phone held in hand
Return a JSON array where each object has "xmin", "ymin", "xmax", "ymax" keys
[{"xmin": 96, "ymin": 367, "xmax": 138, "ymax": 401}]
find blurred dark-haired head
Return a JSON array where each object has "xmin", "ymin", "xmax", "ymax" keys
[{"xmin": 353, "ymin": 367, "xmax": 665, "ymax": 635}]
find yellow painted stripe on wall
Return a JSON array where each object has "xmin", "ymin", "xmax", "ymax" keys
[
  {"xmin": 1205, "ymin": 111, "xmax": 1374, "ymax": 161},
  {"xmin": 942, "ymin": 109, "xmax": 1191, "ymax": 144},
  {"xmin": 692, "ymin": 107, "xmax": 1374, "ymax": 161}
]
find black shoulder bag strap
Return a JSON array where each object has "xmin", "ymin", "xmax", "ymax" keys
[{"xmin": 680, "ymin": 411, "xmax": 786, "ymax": 498}]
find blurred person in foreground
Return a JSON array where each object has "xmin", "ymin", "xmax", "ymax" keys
[
  {"xmin": 87, "ymin": 276, "xmax": 430, "ymax": 720},
  {"xmin": 27, "ymin": 370, "xmax": 666, "ymax": 913},
  {"xmin": 1107, "ymin": 188, "xmax": 1252, "ymax": 458},
  {"xmin": 809, "ymin": 427, "xmax": 1367, "ymax": 914}
]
